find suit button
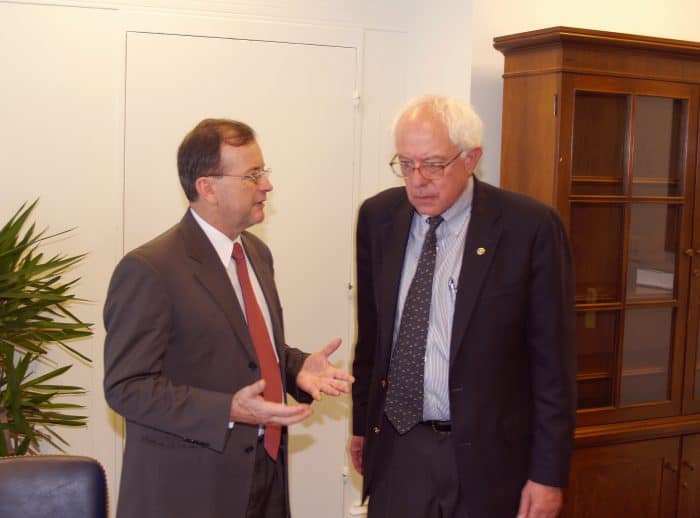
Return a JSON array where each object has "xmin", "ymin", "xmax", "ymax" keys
[
  {"xmin": 244, "ymin": 445, "xmax": 255, "ymax": 453},
  {"xmin": 372, "ymin": 426, "xmax": 381, "ymax": 434},
  {"xmin": 380, "ymin": 379, "xmax": 387, "ymax": 389},
  {"xmin": 248, "ymin": 361, "xmax": 258, "ymax": 370}
]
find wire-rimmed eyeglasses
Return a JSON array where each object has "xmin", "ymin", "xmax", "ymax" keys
[
  {"xmin": 206, "ymin": 167, "xmax": 271, "ymax": 185},
  {"xmin": 389, "ymin": 151, "xmax": 464, "ymax": 180}
]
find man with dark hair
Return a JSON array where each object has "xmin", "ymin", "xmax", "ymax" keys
[
  {"xmin": 104, "ymin": 118, "xmax": 353, "ymax": 518},
  {"xmin": 349, "ymin": 97, "xmax": 575, "ymax": 518}
]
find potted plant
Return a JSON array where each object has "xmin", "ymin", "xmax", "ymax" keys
[{"xmin": 0, "ymin": 200, "xmax": 93, "ymax": 456}]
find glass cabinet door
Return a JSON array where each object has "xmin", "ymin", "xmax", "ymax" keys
[
  {"xmin": 566, "ymin": 78, "xmax": 696, "ymax": 425},
  {"xmin": 571, "ymin": 92, "xmax": 627, "ymax": 196}
]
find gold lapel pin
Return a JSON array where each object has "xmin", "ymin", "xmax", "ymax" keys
[{"xmin": 476, "ymin": 247, "xmax": 486, "ymax": 256}]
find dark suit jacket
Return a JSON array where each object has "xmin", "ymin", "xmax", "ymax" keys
[
  {"xmin": 352, "ymin": 178, "xmax": 576, "ymax": 518},
  {"xmin": 104, "ymin": 211, "xmax": 310, "ymax": 518}
]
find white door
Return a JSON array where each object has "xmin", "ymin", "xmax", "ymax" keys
[{"xmin": 124, "ymin": 31, "xmax": 357, "ymax": 517}]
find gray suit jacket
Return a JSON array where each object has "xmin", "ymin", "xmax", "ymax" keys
[{"xmin": 104, "ymin": 210, "xmax": 310, "ymax": 518}]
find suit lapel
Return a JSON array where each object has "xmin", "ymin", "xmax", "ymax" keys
[
  {"xmin": 449, "ymin": 179, "xmax": 503, "ymax": 365},
  {"xmin": 179, "ymin": 211, "xmax": 257, "ymax": 361},
  {"xmin": 378, "ymin": 199, "xmax": 414, "ymax": 361}
]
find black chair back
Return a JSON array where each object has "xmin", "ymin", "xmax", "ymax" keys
[{"xmin": 0, "ymin": 455, "xmax": 108, "ymax": 518}]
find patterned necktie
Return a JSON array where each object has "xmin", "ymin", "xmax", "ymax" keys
[
  {"xmin": 385, "ymin": 216, "xmax": 443, "ymax": 434},
  {"xmin": 232, "ymin": 242, "xmax": 283, "ymax": 460}
]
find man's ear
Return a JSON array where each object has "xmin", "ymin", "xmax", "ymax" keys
[
  {"xmin": 464, "ymin": 147, "xmax": 483, "ymax": 173},
  {"xmin": 194, "ymin": 176, "xmax": 218, "ymax": 204}
]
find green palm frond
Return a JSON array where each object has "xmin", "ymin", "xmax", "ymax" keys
[{"xmin": 0, "ymin": 200, "xmax": 92, "ymax": 456}]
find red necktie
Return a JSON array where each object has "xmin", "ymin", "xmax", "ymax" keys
[{"xmin": 232, "ymin": 242, "xmax": 283, "ymax": 460}]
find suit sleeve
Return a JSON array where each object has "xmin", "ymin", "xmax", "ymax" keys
[
  {"xmin": 352, "ymin": 201, "xmax": 377, "ymax": 436},
  {"xmin": 527, "ymin": 209, "xmax": 576, "ymax": 487},
  {"xmin": 103, "ymin": 255, "xmax": 233, "ymax": 452},
  {"xmin": 284, "ymin": 347, "xmax": 312, "ymax": 404}
]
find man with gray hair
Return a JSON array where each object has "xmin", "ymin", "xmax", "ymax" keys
[{"xmin": 349, "ymin": 96, "xmax": 575, "ymax": 518}]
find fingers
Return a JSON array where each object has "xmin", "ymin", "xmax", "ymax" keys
[
  {"xmin": 306, "ymin": 375, "xmax": 354, "ymax": 401},
  {"xmin": 264, "ymin": 401, "xmax": 312, "ymax": 425},
  {"xmin": 320, "ymin": 385, "xmax": 342, "ymax": 397},
  {"xmin": 240, "ymin": 378, "xmax": 266, "ymax": 397},
  {"xmin": 517, "ymin": 482, "xmax": 532, "ymax": 518},
  {"xmin": 320, "ymin": 337, "xmax": 342, "ymax": 357},
  {"xmin": 320, "ymin": 378, "xmax": 351, "ymax": 396},
  {"xmin": 330, "ymin": 369, "xmax": 355, "ymax": 384},
  {"xmin": 348, "ymin": 436, "xmax": 364, "ymax": 474},
  {"xmin": 517, "ymin": 481, "xmax": 562, "ymax": 518},
  {"xmin": 251, "ymin": 400, "xmax": 312, "ymax": 426},
  {"xmin": 349, "ymin": 450, "xmax": 363, "ymax": 474},
  {"xmin": 231, "ymin": 380, "xmax": 312, "ymax": 426}
]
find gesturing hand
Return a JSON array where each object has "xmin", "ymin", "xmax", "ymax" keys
[
  {"xmin": 517, "ymin": 480, "xmax": 563, "ymax": 518},
  {"xmin": 296, "ymin": 338, "xmax": 355, "ymax": 401},
  {"xmin": 230, "ymin": 379, "xmax": 312, "ymax": 426}
]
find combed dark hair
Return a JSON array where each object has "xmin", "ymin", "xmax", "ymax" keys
[{"xmin": 177, "ymin": 118, "xmax": 256, "ymax": 201}]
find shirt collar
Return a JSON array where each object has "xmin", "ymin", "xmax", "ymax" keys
[{"xmin": 189, "ymin": 207, "xmax": 242, "ymax": 268}]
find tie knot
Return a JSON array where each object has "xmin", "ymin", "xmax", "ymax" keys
[
  {"xmin": 232, "ymin": 242, "xmax": 245, "ymax": 262},
  {"xmin": 427, "ymin": 216, "xmax": 443, "ymax": 232}
]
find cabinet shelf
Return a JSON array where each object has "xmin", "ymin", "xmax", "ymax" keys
[
  {"xmin": 576, "ymin": 367, "xmax": 669, "ymax": 384},
  {"xmin": 575, "ymin": 302, "xmax": 623, "ymax": 311},
  {"xmin": 577, "ymin": 371, "xmax": 612, "ymax": 382},
  {"xmin": 568, "ymin": 176, "xmax": 682, "ymax": 188},
  {"xmin": 569, "ymin": 178, "xmax": 683, "ymax": 189},
  {"xmin": 568, "ymin": 195, "xmax": 685, "ymax": 203},
  {"xmin": 621, "ymin": 366, "xmax": 667, "ymax": 377},
  {"xmin": 571, "ymin": 176, "xmax": 623, "ymax": 184},
  {"xmin": 632, "ymin": 178, "xmax": 680, "ymax": 186}
]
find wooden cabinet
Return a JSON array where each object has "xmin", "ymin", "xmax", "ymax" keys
[
  {"xmin": 494, "ymin": 27, "xmax": 700, "ymax": 517},
  {"xmin": 563, "ymin": 438, "xmax": 679, "ymax": 517},
  {"xmin": 565, "ymin": 434, "xmax": 700, "ymax": 517}
]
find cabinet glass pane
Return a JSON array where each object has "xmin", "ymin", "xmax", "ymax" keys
[
  {"xmin": 632, "ymin": 96, "xmax": 686, "ymax": 196},
  {"xmin": 572, "ymin": 92, "xmax": 628, "ymax": 195},
  {"xmin": 626, "ymin": 204, "xmax": 678, "ymax": 301},
  {"xmin": 620, "ymin": 307, "xmax": 673, "ymax": 405},
  {"xmin": 571, "ymin": 204, "xmax": 624, "ymax": 303},
  {"xmin": 576, "ymin": 310, "xmax": 619, "ymax": 409}
]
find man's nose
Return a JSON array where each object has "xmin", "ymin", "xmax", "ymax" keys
[
  {"xmin": 406, "ymin": 166, "xmax": 429, "ymax": 186},
  {"xmin": 258, "ymin": 176, "xmax": 273, "ymax": 192}
]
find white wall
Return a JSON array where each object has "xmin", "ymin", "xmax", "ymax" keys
[
  {"xmin": 0, "ymin": 0, "xmax": 124, "ymax": 502},
  {"xmin": 470, "ymin": 0, "xmax": 700, "ymax": 186}
]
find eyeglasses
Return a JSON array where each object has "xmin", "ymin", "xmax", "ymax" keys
[
  {"xmin": 389, "ymin": 151, "xmax": 464, "ymax": 180},
  {"xmin": 206, "ymin": 167, "xmax": 271, "ymax": 185}
]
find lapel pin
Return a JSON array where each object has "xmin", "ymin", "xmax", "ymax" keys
[{"xmin": 476, "ymin": 247, "xmax": 486, "ymax": 256}]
